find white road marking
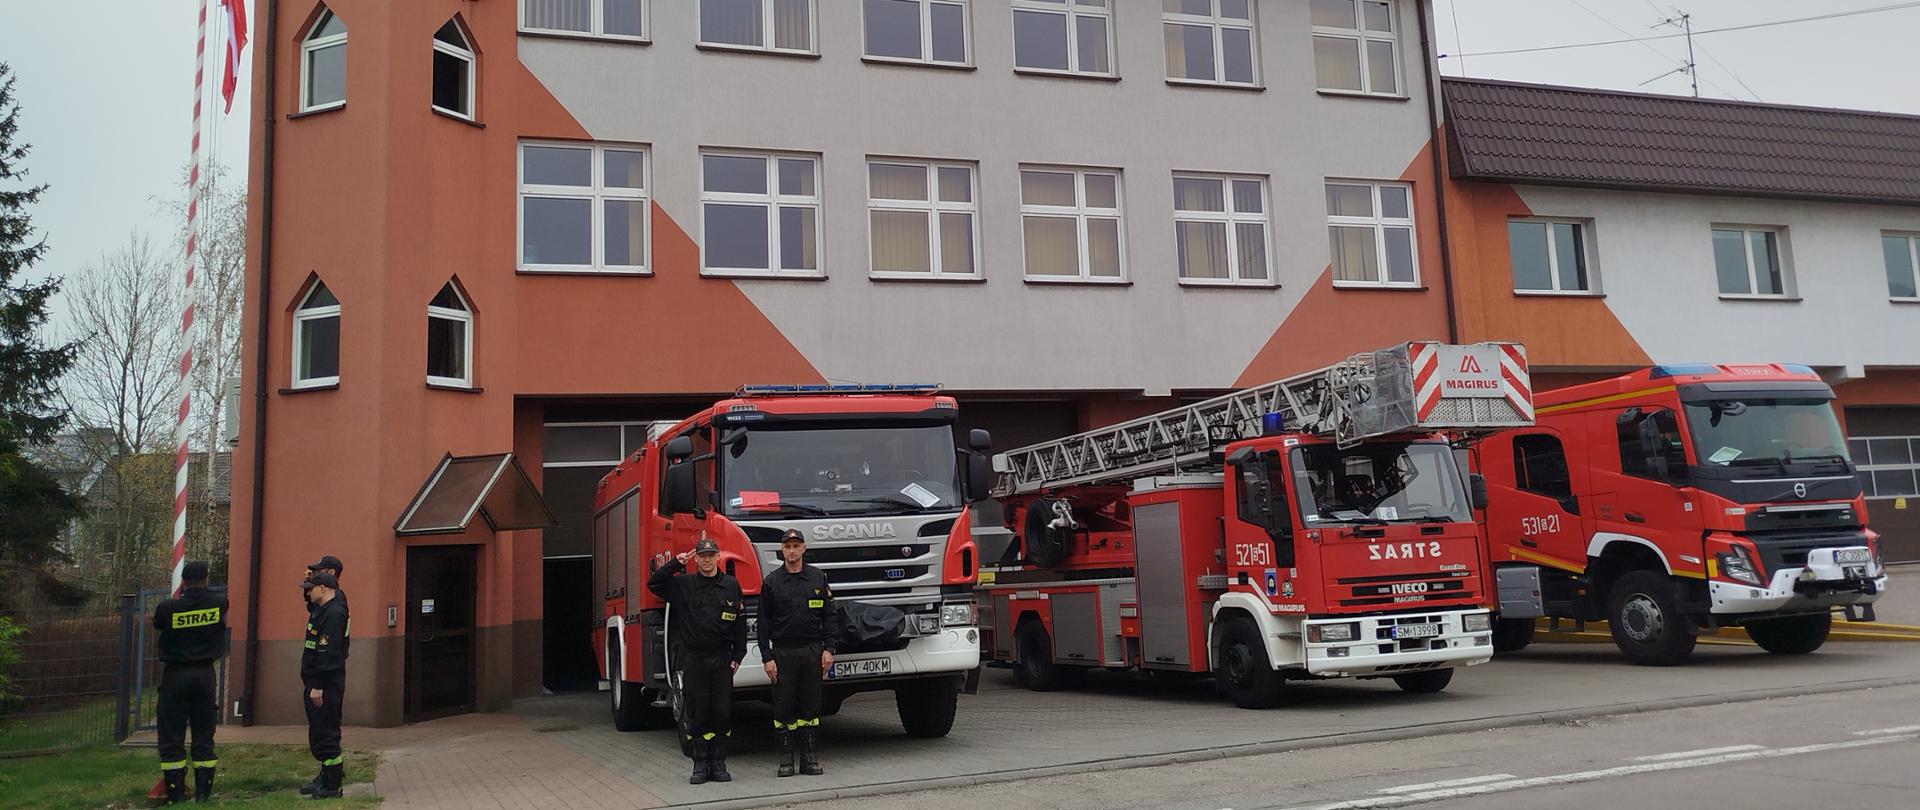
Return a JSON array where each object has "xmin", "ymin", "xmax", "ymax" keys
[
  {"xmin": 1630, "ymin": 744, "xmax": 1765, "ymax": 762},
  {"xmin": 1271, "ymin": 733, "xmax": 1917, "ymax": 810},
  {"xmin": 1376, "ymin": 775, "xmax": 1517, "ymax": 794},
  {"xmin": 1852, "ymin": 725, "xmax": 1920, "ymax": 736}
]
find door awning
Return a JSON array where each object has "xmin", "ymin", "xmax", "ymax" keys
[{"xmin": 395, "ymin": 453, "xmax": 558, "ymax": 536}]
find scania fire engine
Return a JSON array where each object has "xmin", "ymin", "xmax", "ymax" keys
[
  {"xmin": 590, "ymin": 384, "xmax": 994, "ymax": 738},
  {"xmin": 1478, "ymin": 363, "xmax": 1888, "ymax": 665},
  {"xmin": 978, "ymin": 342, "xmax": 1534, "ymax": 708}
]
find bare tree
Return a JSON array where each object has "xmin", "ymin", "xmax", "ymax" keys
[{"xmin": 164, "ymin": 161, "xmax": 245, "ymax": 571}]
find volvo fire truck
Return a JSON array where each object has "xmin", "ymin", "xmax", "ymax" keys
[
  {"xmin": 1477, "ymin": 363, "xmax": 1888, "ymax": 665},
  {"xmin": 590, "ymin": 384, "xmax": 994, "ymax": 738},
  {"xmin": 977, "ymin": 342, "xmax": 1534, "ymax": 708}
]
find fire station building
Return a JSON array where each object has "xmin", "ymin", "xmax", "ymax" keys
[{"xmin": 229, "ymin": 0, "xmax": 1920, "ymax": 726}]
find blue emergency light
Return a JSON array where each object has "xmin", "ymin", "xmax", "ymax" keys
[{"xmin": 1261, "ymin": 412, "xmax": 1287, "ymax": 435}]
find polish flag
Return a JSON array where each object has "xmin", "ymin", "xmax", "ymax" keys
[{"xmin": 220, "ymin": 0, "xmax": 249, "ymax": 112}]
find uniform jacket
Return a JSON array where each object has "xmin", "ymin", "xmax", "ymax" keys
[
  {"xmin": 647, "ymin": 559, "xmax": 748, "ymax": 661},
  {"xmin": 153, "ymin": 586, "xmax": 229, "ymax": 664},
  {"xmin": 301, "ymin": 595, "xmax": 351, "ymax": 684},
  {"xmin": 757, "ymin": 565, "xmax": 840, "ymax": 657}
]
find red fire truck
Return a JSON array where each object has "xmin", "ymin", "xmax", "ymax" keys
[
  {"xmin": 1477, "ymin": 364, "xmax": 1889, "ymax": 665},
  {"xmin": 590, "ymin": 384, "xmax": 994, "ymax": 738},
  {"xmin": 978, "ymin": 342, "xmax": 1534, "ymax": 708}
]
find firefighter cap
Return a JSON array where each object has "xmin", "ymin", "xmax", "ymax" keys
[
  {"xmin": 780, "ymin": 529, "xmax": 806, "ymax": 545},
  {"xmin": 182, "ymin": 560, "xmax": 210, "ymax": 582},
  {"xmin": 309, "ymin": 571, "xmax": 340, "ymax": 590},
  {"xmin": 307, "ymin": 555, "xmax": 345, "ymax": 574},
  {"xmin": 693, "ymin": 538, "xmax": 721, "ymax": 555}
]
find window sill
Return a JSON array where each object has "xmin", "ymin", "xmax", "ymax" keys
[
  {"xmin": 516, "ymin": 29, "xmax": 650, "ymax": 46},
  {"xmin": 695, "ymin": 43, "xmax": 822, "ymax": 60},
  {"xmin": 1316, "ymin": 88, "xmax": 1410, "ymax": 101},
  {"xmin": 517, "ymin": 267, "xmax": 652, "ymax": 277},
  {"xmin": 427, "ymin": 382, "xmax": 484, "ymax": 394},
  {"xmin": 1332, "ymin": 282, "xmax": 1427, "ymax": 291},
  {"xmin": 1023, "ymin": 277, "xmax": 1131, "ymax": 287},
  {"xmin": 431, "ymin": 107, "xmax": 484, "ymax": 128},
  {"xmin": 1165, "ymin": 78, "xmax": 1264, "ymax": 92},
  {"xmin": 701, "ymin": 270, "xmax": 828, "ymax": 281},
  {"xmin": 870, "ymin": 273, "xmax": 987, "ymax": 283},
  {"xmin": 1717, "ymin": 294, "xmax": 1802, "ymax": 302},
  {"xmin": 1513, "ymin": 289, "xmax": 1604, "ymax": 298},
  {"xmin": 1012, "ymin": 67, "xmax": 1121, "ymax": 83},
  {"xmin": 862, "ymin": 56, "xmax": 977, "ymax": 72},
  {"xmin": 1178, "ymin": 279, "xmax": 1281, "ymax": 290},
  {"xmin": 280, "ymin": 383, "xmax": 339, "ymax": 395},
  {"xmin": 287, "ymin": 103, "xmax": 345, "ymax": 121},
  {"xmin": 1890, "ymin": 297, "xmax": 1920, "ymax": 305}
]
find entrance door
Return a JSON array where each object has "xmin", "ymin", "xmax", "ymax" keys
[{"xmin": 405, "ymin": 545, "xmax": 477, "ymax": 722}]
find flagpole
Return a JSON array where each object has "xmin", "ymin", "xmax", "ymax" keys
[{"xmin": 172, "ymin": 0, "xmax": 212, "ymax": 597}]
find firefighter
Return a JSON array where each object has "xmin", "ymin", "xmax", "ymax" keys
[
  {"xmin": 759, "ymin": 528, "xmax": 839, "ymax": 777},
  {"xmin": 647, "ymin": 537, "xmax": 748, "ymax": 785},
  {"xmin": 301, "ymin": 571, "xmax": 351, "ymax": 799},
  {"xmin": 297, "ymin": 556, "xmax": 345, "ymax": 796},
  {"xmin": 152, "ymin": 560, "xmax": 227, "ymax": 803}
]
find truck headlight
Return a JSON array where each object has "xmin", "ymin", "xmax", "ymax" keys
[
  {"xmin": 1718, "ymin": 545, "xmax": 1764, "ymax": 586},
  {"xmin": 941, "ymin": 603, "xmax": 975, "ymax": 626},
  {"xmin": 1309, "ymin": 622, "xmax": 1359, "ymax": 643},
  {"xmin": 1463, "ymin": 613, "xmax": 1492, "ymax": 633}
]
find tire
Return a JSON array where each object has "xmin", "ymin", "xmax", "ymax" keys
[
  {"xmin": 1607, "ymin": 570, "xmax": 1697, "ymax": 666},
  {"xmin": 895, "ymin": 677, "xmax": 961, "ymax": 738},
  {"xmin": 1213, "ymin": 617, "xmax": 1285, "ymax": 709},
  {"xmin": 1491, "ymin": 617, "xmax": 1536, "ymax": 653},
  {"xmin": 608, "ymin": 635, "xmax": 672, "ymax": 732},
  {"xmin": 1745, "ymin": 613, "xmax": 1831, "ymax": 655},
  {"xmin": 1014, "ymin": 620, "xmax": 1084, "ymax": 692},
  {"xmin": 1391, "ymin": 668, "xmax": 1454, "ymax": 694},
  {"xmin": 821, "ymin": 693, "xmax": 847, "ymax": 717},
  {"xmin": 1022, "ymin": 500, "xmax": 1069, "ymax": 568}
]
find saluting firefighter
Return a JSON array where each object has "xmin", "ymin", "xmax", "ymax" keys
[
  {"xmin": 648, "ymin": 536, "xmax": 748, "ymax": 785},
  {"xmin": 152, "ymin": 560, "xmax": 228, "ymax": 803},
  {"xmin": 759, "ymin": 529, "xmax": 840, "ymax": 777},
  {"xmin": 301, "ymin": 571, "xmax": 351, "ymax": 799},
  {"xmin": 297, "ymin": 556, "xmax": 345, "ymax": 796}
]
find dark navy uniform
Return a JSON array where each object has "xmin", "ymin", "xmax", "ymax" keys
[
  {"xmin": 301, "ymin": 573, "xmax": 350, "ymax": 797},
  {"xmin": 153, "ymin": 563, "xmax": 227, "ymax": 803},
  {"xmin": 648, "ymin": 545, "xmax": 748, "ymax": 784},
  {"xmin": 759, "ymin": 562, "xmax": 839, "ymax": 775}
]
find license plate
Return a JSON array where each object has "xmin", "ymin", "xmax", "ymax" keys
[
  {"xmin": 827, "ymin": 658, "xmax": 892, "ymax": 680},
  {"xmin": 1833, "ymin": 548, "xmax": 1871, "ymax": 564},
  {"xmin": 1392, "ymin": 623, "xmax": 1440, "ymax": 640}
]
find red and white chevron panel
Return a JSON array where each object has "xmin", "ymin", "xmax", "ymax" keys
[{"xmin": 1408, "ymin": 342, "xmax": 1533, "ymax": 426}]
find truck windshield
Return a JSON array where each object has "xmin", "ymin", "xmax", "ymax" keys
[
  {"xmin": 1684, "ymin": 398, "xmax": 1850, "ymax": 468},
  {"xmin": 1289, "ymin": 442, "xmax": 1472, "ymax": 525},
  {"xmin": 719, "ymin": 424, "xmax": 961, "ymax": 517}
]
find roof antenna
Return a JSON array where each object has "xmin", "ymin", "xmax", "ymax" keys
[{"xmin": 1648, "ymin": 8, "xmax": 1698, "ymax": 97}]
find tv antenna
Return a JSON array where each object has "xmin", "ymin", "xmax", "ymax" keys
[{"xmin": 1644, "ymin": 8, "xmax": 1699, "ymax": 97}]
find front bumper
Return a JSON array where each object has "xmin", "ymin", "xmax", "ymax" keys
[
  {"xmin": 729, "ymin": 625, "xmax": 981, "ymax": 688},
  {"xmin": 1303, "ymin": 609, "xmax": 1494, "ymax": 677},
  {"xmin": 1708, "ymin": 556, "xmax": 1887, "ymax": 616}
]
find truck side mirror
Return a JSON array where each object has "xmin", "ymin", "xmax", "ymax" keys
[
  {"xmin": 664, "ymin": 461, "xmax": 698, "ymax": 515},
  {"xmin": 968, "ymin": 429, "xmax": 992, "ymax": 452},
  {"xmin": 1469, "ymin": 473, "xmax": 1489, "ymax": 511},
  {"xmin": 966, "ymin": 454, "xmax": 993, "ymax": 504},
  {"xmin": 664, "ymin": 435, "xmax": 694, "ymax": 462}
]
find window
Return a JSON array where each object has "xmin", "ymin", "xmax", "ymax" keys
[
  {"xmin": 1162, "ymin": 0, "xmax": 1257, "ymax": 86},
  {"xmin": 301, "ymin": 9, "xmax": 348, "ymax": 113},
  {"xmin": 1712, "ymin": 226, "xmax": 1789, "ymax": 297},
  {"xmin": 518, "ymin": 142, "xmax": 649, "ymax": 273},
  {"xmin": 1311, "ymin": 0, "xmax": 1400, "ymax": 94},
  {"xmin": 868, "ymin": 160, "xmax": 979, "ymax": 278},
  {"xmin": 1512, "ymin": 433, "xmax": 1577, "ymax": 511},
  {"xmin": 1326, "ymin": 181, "xmax": 1416, "ymax": 287},
  {"xmin": 431, "ymin": 21, "xmax": 476, "ymax": 119},
  {"xmin": 1509, "ymin": 219, "xmax": 1592, "ymax": 293},
  {"xmin": 520, "ymin": 0, "xmax": 647, "ymax": 39},
  {"xmin": 866, "ymin": 0, "xmax": 969, "ymax": 65},
  {"xmin": 1852, "ymin": 435, "xmax": 1920, "ymax": 498},
  {"xmin": 292, "ymin": 282, "xmax": 341, "ymax": 389},
  {"xmin": 1173, "ymin": 174, "xmax": 1270, "ymax": 284},
  {"xmin": 1884, "ymin": 232, "xmax": 1920, "ymax": 300},
  {"xmin": 1020, "ymin": 167, "xmax": 1124, "ymax": 281},
  {"xmin": 1617, "ymin": 407, "xmax": 1688, "ymax": 482},
  {"xmin": 700, "ymin": 152, "xmax": 821, "ymax": 276},
  {"xmin": 700, "ymin": 0, "xmax": 816, "ymax": 53},
  {"xmin": 1011, "ymin": 0, "xmax": 1113, "ymax": 76},
  {"xmin": 426, "ymin": 283, "xmax": 473, "ymax": 387}
]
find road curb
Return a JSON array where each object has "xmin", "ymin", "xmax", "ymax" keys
[{"xmin": 677, "ymin": 674, "xmax": 1920, "ymax": 810}]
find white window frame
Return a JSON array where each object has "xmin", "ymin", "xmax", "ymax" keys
[
  {"xmin": 1161, "ymin": 0, "xmax": 1260, "ymax": 88},
  {"xmin": 1508, "ymin": 217, "xmax": 1597, "ymax": 295},
  {"xmin": 518, "ymin": 0, "xmax": 651, "ymax": 41},
  {"xmin": 699, "ymin": 150, "xmax": 824, "ymax": 278},
  {"xmin": 300, "ymin": 10, "xmax": 348, "ymax": 113},
  {"xmin": 1019, "ymin": 165, "xmax": 1127, "ymax": 283},
  {"xmin": 1712, "ymin": 225, "xmax": 1792, "ymax": 299},
  {"xmin": 1009, "ymin": 0, "xmax": 1114, "ymax": 78},
  {"xmin": 1884, "ymin": 231, "xmax": 1920, "ymax": 302},
  {"xmin": 431, "ymin": 21, "xmax": 477, "ymax": 121},
  {"xmin": 698, "ymin": 0, "xmax": 819, "ymax": 55},
  {"xmin": 1326, "ymin": 179, "xmax": 1418, "ymax": 288},
  {"xmin": 426, "ymin": 284, "xmax": 474, "ymax": 388},
  {"xmin": 292, "ymin": 283, "xmax": 341, "ymax": 390},
  {"xmin": 866, "ymin": 159, "xmax": 981, "ymax": 280},
  {"xmin": 863, "ymin": 0, "xmax": 973, "ymax": 66},
  {"xmin": 1852, "ymin": 435, "xmax": 1920, "ymax": 500},
  {"xmin": 1172, "ymin": 173, "xmax": 1272, "ymax": 286},
  {"xmin": 1311, "ymin": 0, "xmax": 1403, "ymax": 96},
  {"xmin": 517, "ymin": 141, "xmax": 651, "ymax": 274}
]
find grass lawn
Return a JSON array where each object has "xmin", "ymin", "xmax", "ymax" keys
[
  {"xmin": 0, "ymin": 743, "xmax": 379, "ymax": 809},
  {"xmin": 0, "ymin": 692, "xmax": 162, "ymax": 754}
]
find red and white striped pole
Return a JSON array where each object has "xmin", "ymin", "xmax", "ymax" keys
[{"xmin": 172, "ymin": 0, "xmax": 211, "ymax": 596}]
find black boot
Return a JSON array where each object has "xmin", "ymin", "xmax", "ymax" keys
[
  {"xmin": 798, "ymin": 727, "xmax": 824, "ymax": 776},
  {"xmin": 163, "ymin": 769, "xmax": 188, "ymax": 804},
  {"xmin": 688, "ymin": 739, "xmax": 711, "ymax": 785},
  {"xmin": 193, "ymin": 767, "xmax": 215, "ymax": 802},
  {"xmin": 310, "ymin": 763, "xmax": 344, "ymax": 799},
  {"xmin": 708, "ymin": 737, "xmax": 733, "ymax": 782},
  {"xmin": 299, "ymin": 766, "xmax": 324, "ymax": 796},
  {"xmin": 776, "ymin": 730, "xmax": 796, "ymax": 778}
]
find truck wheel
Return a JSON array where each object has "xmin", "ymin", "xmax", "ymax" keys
[
  {"xmin": 1607, "ymin": 570, "xmax": 1697, "ymax": 666},
  {"xmin": 1745, "ymin": 613, "xmax": 1831, "ymax": 655},
  {"xmin": 895, "ymin": 677, "xmax": 961, "ymax": 738},
  {"xmin": 1491, "ymin": 617, "xmax": 1536, "ymax": 653},
  {"xmin": 1215, "ymin": 617, "xmax": 1285, "ymax": 709},
  {"xmin": 608, "ymin": 637, "xmax": 672, "ymax": 732},
  {"xmin": 821, "ymin": 693, "xmax": 847, "ymax": 717},
  {"xmin": 1022, "ymin": 500, "xmax": 1069, "ymax": 568},
  {"xmin": 1391, "ymin": 667, "xmax": 1454, "ymax": 694},
  {"xmin": 1015, "ymin": 620, "xmax": 1083, "ymax": 692}
]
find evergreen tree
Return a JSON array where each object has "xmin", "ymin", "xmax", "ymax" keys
[{"xmin": 0, "ymin": 62, "xmax": 79, "ymax": 468}]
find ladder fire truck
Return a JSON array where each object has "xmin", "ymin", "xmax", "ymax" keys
[{"xmin": 977, "ymin": 342, "xmax": 1534, "ymax": 708}]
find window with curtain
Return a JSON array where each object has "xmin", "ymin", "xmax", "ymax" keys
[
  {"xmin": 700, "ymin": 0, "xmax": 815, "ymax": 53},
  {"xmin": 1020, "ymin": 167, "xmax": 1124, "ymax": 281},
  {"xmin": 293, "ymin": 281, "xmax": 341, "ymax": 388},
  {"xmin": 1011, "ymin": 0, "xmax": 1113, "ymax": 76},
  {"xmin": 1162, "ymin": 0, "xmax": 1257, "ymax": 86},
  {"xmin": 868, "ymin": 160, "xmax": 978, "ymax": 278},
  {"xmin": 1325, "ymin": 180, "xmax": 1417, "ymax": 287},
  {"xmin": 1881, "ymin": 232, "xmax": 1919, "ymax": 300},
  {"xmin": 431, "ymin": 20, "xmax": 476, "ymax": 119},
  {"xmin": 1508, "ymin": 219, "xmax": 1593, "ymax": 294},
  {"xmin": 520, "ymin": 0, "xmax": 647, "ymax": 38},
  {"xmin": 1173, "ymin": 174, "xmax": 1269, "ymax": 284},
  {"xmin": 1711, "ymin": 226, "xmax": 1789, "ymax": 297},
  {"xmin": 1311, "ymin": 0, "xmax": 1399, "ymax": 94},
  {"xmin": 427, "ymin": 283, "xmax": 474, "ymax": 388},
  {"xmin": 701, "ymin": 151, "xmax": 822, "ymax": 276},
  {"xmin": 301, "ymin": 8, "xmax": 347, "ymax": 112},
  {"xmin": 519, "ymin": 141, "xmax": 650, "ymax": 273},
  {"xmin": 865, "ymin": 0, "xmax": 970, "ymax": 64}
]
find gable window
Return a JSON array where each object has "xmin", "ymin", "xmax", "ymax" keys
[
  {"xmin": 293, "ymin": 282, "xmax": 341, "ymax": 389},
  {"xmin": 1326, "ymin": 180, "xmax": 1416, "ymax": 287},
  {"xmin": 1162, "ymin": 0, "xmax": 1257, "ymax": 87},
  {"xmin": 868, "ymin": 160, "xmax": 979, "ymax": 278},
  {"xmin": 519, "ymin": 141, "xmax": 649, "ymax": 273},
  {"xmin": 1311, "ymin": 0, "xmax": 1400, "ymax": 95},
  {"xmin": 1883, "ymin": 232, "xmax": 1920, "ymax": 300},
  {"xmin": 700, "ymin": 0, "xmax": 816, "ymax": 54},
  {"xmin": 1509, "ymin": 219, "xmax": 1592, "ymax": 294},
  {"xmin": 1020, "ymin": 167, "xmax": 1124, "ymax": 281},
  {"xmin": 866, "ymin": 0, "xmax": 970, "ymax": 65},
  {"xmin": 301, "ymin": 9, "xmax": 348, "ymax": 113},
  {"xmin": 1011, "ymin": 0, "xmax": 1112, "ymax": 76},
  {"xmin": 431, "ymin": 21, "xmax": 476, "ymax": 119},
  {"xmin": 701, "ymin": 151, "xmax": 822, "ymax": 277},
  {"xmin": 427, "ymin": 283, "xmax": 474, "ymax": 388},
  {"xmin": 520, "ymin": 0, "xmax": 647, "ymax": 39},
  {"xmin": 1712, "ymin": 226, "xmax": 1790, "ymax": 297},
  {"xmin": 1173, "ymin": 174, "xmax": 1270, "ymax": 285}
]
